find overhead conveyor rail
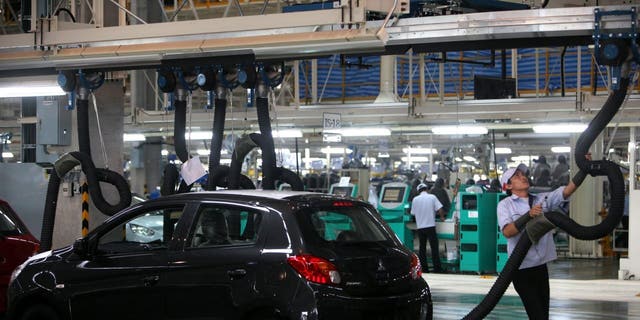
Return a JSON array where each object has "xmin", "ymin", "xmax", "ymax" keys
[{"xmin": 0, "ymin": 5, "xmax": 637, "ymax": 76}]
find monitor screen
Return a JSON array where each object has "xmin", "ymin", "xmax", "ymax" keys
[
  {"xmin": 332, "ymin": 186, "xmax": 353, "ymax": 197},
  {"xmin": 381, "ymin": 187, "xmax": 405, "ymax": 203}
]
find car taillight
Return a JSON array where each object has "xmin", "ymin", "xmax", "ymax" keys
[
  {"xmin": 33, "ymin": 243, "xmax": 40, "ymax": 255},
  {"xmin": 332, "ymin": 201, "xmax": 354, "ymax": 207},
  {"xmin": 287, "ymin": 254, "xmax": 341, "ymax": 285},
  {"xmin": 410, "ymin": 253, "xmax": 422, "ymax": 280}
]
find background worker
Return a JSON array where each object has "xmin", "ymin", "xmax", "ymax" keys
[
  {"xmin": 411, "ymin": 183, "xmax": 445, "ymax": 273},
  {"xmin": 498, "ymin": 161, "xmax": 587, "ymax": 320}
]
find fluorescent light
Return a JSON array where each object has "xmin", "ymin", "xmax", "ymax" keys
[
  {"xmin": 2, "ymin": 152, "xmax": 14, "ymax": 158},
  {"xmin": 123, "ymin": 133, "xmax": 146, "ymax": 142},
  {"xmin": 325, "ymin": 128, "xmax": 391, "ymax": 137},
  {"xmin": 378, "ymin": 152, "xmax": 390, "ymax": 158},
  {"xmin": 185, "ymin": 131, "xmax": 212, "ymax": 140},
  {"xmin": 495, "ymin": 147, "xmax": 512, "ymax": 154},
  {"xmin": 272, "ymin": 129, "xmax": 302, "ymax": 138},
  {"xmin": 533, "ymin": 123, "xmax": 587, "ymax": 134},
  {"xmin": 196, "ymin": 149, "xmax": 228, "ymax": 156},
  {"xmin": 401, "ymin": 156, "xmax": 430, "ymax": 162},
  {"xmin": 463, "ymin": 156, "xmax": 477, "ymax": 162},
  {"xmin": 432, "ymin": 125, "xmax": 488, "ymax": 135},
  {"xmin": 511, "ymin": 156, "xmax": 535, "ymax": 162},
  {"xmin": 0, "ymin": 77, "xmax": 65, "ymax": 98},
  {"xmin": 321, "ymin": 147, "xmax": 352, "ymax": 154},
  {"xmin": 161, "ymin": 149, "xmax": 169, "ymax": 156},
  {"xmin": 551, "ymin": 146, "xmax": 571, "ymax": 153},
  {"xmin": 403, "ymin": 147, "xmax": 437, "ymax": 154}
]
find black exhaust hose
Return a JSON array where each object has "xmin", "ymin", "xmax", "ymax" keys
[
  {"xmin": 66, "ymin": 151, "xmax": 131, "ymax": 214},
  {"xmin": 174, "ymin": 99, "xmax": 189, "ymax": 163},
  {"xmin": 77, "ymin": 98, "xmax": 91, "ymax": 156},
  {"xmin": 229, "ymin": 134, "xmax": 260, "ymax": 189},
  {"xmin": 256, "ymin": 97, "xmax": 277, "ymax": 190},
  {"xmin": 544, "ymin": 77, "xmax": 630, "ymax": 239},
  {"xmin": 39, "ymin": 170, "xmax": 61, "ymax": 252},
  {"xmin": 462, "ymin": 233, "xmax": 532, "ymax": 320},
  {"xmin": 76, "ymin": 98, "xmax": 131, "ymax": 215},
  {"xmin": 277, "ymin": 167, "xmax": 305, "ymax": 191},
  {"xmin": 207, "ymin": 98, "xmax": 227, "ymax": 190},
  {"xmin": 240, "ymin": 133, "xmax": 304, "ymax": 191},
  {"xmin": 463, "ymin": 77, "xmax": 630, "ymax": 319},
  {"xmin": 211, "ymin": 165, "xmax": 256, "ymax": 189},
  {"xmin": 161, "ymin": 163, "xmax": 180, "ymax": 196}
]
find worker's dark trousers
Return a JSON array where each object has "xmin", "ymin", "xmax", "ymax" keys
[
  {"xmin": 513, "ymin": 264, "xmax": 549, "ymax": 320},
  {"xmin": 417, "ymin": 227, "xmax": 442, "ymax": 272}
]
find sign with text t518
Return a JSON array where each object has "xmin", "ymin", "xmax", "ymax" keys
[
  {"xmin": 323, "ymin": 112, "xmax": 341, "ymax": 142},
  {"xmin": 323, "ymin": 112, "xmax": 341, "ymax": 129}
]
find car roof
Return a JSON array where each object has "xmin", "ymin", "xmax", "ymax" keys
[{"xmin": 145, "ymin": 190, "xmax": 335, "ymax": 204}]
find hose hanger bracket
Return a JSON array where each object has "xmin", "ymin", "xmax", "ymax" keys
[{"xmin": 593, "ymin": 7, "xmax": 640, "ymax": 88}]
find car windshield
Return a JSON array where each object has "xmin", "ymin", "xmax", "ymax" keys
[{"xmin": 298, "ymin": 202, "xmax": 393, "ymax": 243}]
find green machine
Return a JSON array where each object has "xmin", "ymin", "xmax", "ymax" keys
[
  {"xmin": 458, "ymin": 192, "xmax": 500, "ymax": 274},
  {"xmin": 329, "ymin": 183, "xmax": 358, "ymax": 198},
  {"xmin": 495, "ymin": 193, "xmax": 509, "ymax": 273},
  {"xmin": 377, "ymin": 182, "xmax": 413, "ymax": 247}
]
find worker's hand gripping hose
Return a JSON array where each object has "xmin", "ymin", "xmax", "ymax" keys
[{"xmin": 462, "ymin": 68, "xmax": 630, "ymax": 320}]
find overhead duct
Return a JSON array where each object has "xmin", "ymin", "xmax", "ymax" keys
[{"xmin": 374, "ymin": 55, "xmax": 399, "ymax": 103}]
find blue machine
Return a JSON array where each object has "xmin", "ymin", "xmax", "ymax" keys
[
  {"xmin": 329, "ymin": 183, "xmax": 358, "ymax": 198},
  {"xmin": 377, "ymin": 182, "xmax": 413, "ymax": 247}
]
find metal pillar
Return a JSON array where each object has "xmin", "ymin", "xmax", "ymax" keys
[
  {"xmin": 375, "ymin": 55, "xmax": 398, "ymax": 103},
  {"xmin": 620, "ymin": 126, "xmax": 639, "ymax": 280}
]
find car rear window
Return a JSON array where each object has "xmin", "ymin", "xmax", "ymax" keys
[
  {"xmin": 0, "ymin": 204, "xmax": 23, "ymax": 236},
  {"xmin": 300, "ymin": 203, "xmax": 392, "ymax": 243}
]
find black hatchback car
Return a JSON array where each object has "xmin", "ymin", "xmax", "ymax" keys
[{"xmin": 7, "ymin": 190, "xmax": 432, "ymax": 320}]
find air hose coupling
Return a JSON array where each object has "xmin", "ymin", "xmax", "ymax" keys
[
  {"xmin": 54, "ymin": 152, "xmax": 81, "ymax": 177},
  {"xmin": 525, "ymin": 214, "xmax": 556, "ymax": 244}
]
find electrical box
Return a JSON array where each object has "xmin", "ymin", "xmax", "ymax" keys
[{"xmin": 37, "ymin": 96, "xmax": 71, "ymax": 146}]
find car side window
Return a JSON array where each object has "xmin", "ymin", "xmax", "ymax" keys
[
  {"xmin": 188, "ymin": 205, "xmax": 261, "ymax": 248},
  {"xmin": 97, "ymin": 205, "xmax": 185, "ymax": 254}
]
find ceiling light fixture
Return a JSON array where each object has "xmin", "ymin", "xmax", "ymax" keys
[
  {"xmin": 533, "ymin": 123, "xmax": 587, "ymax": 134},
  {"xmin": 402, "ymin": 147, "xmax": 437, "ymax": 154},
  {"xmin": 186, "ymin": 131, "xmax": 212, "ymax": 140},
  {"xmin": 0, "ymin": 76, "xmax": 66, "ymax": 98},
  {"xmin": 378, "ymin": 152, "xmax": 390, "ymax": 158},
  {"xmin": 401, "ymin": 156, "xmax": 430, "ymax": 162},
  {"xmin": 324, "ymin": 128, "xmax": 391, "ymax": 137},
  {"xmin": 2, "ymin": 152, "xmax": 14, "ymax": 158},
  {"xmin": 551, "ymin": 146, "xmax": 571, "ymax": 153},
  {"xmin": 431, "ymin": 125, "xmax": 488, "ymax": 135},
  {"xmin": 495, "ymin": 147, "xmax": 512, "ymax": 154},
  {"xmin": 123, "ymin": 133, "xmax": 146, "ymax": 142},
  {"xmin": 272, "ymin": 129, "xmax": 303, "ymax": 138},
  {"xmin": 321, "ymin": 147, "xmax": 352, "ymax": 154}
]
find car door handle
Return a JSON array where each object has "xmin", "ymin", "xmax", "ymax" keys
[
  {"xmin": 143, "ymin": 275, "xmax": 160, "ymax": 287},
  {"xmin": 227, "ymin": 269, "xmax": 247, "ymax": 279}
]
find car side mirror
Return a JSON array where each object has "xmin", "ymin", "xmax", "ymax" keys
[{"xmin": 73, "ymin": 238, "xmax": 89, "ymax": 257}]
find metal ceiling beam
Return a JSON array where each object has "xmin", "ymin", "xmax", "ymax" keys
[{"xmin": 0, "ymin": 4, "xmax": 636, "ymax": 76}]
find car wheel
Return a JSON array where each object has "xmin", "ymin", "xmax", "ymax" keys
[{"xmin": 20, "ymin": 304, "xmax": 59, "ymax": 320}]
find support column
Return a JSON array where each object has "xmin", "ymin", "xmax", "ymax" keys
[
  {"xmin": 143, "ymin": 136, "xmax": 163, "ymax": 196},
  {"xmin": 620, "ymin": 127, "xmax": 639, "ymax": 280},
  {"xmin": 130, "ymin": 1, "xmax": 163, "ymax": 111}
]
